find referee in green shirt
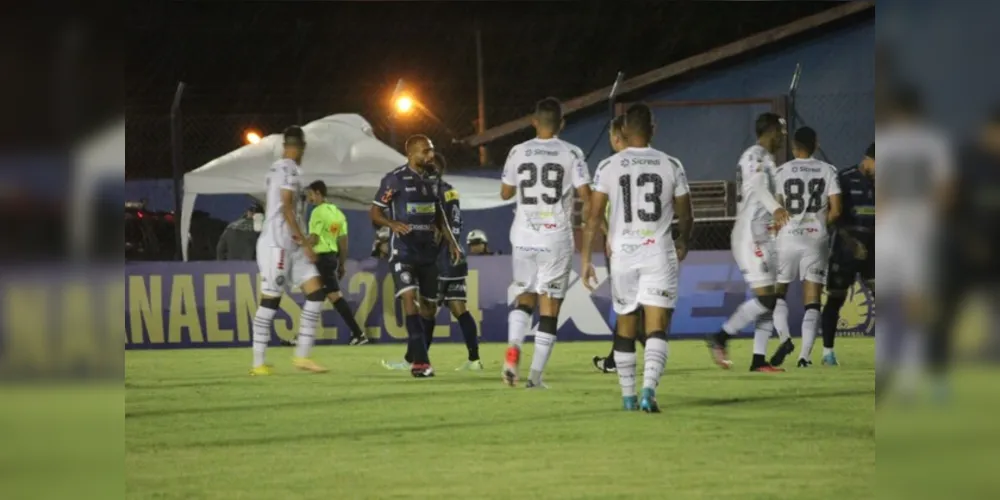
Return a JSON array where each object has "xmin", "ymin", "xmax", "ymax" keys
[{"xmin": 305, "ymin": 181, "xmax": 370, "ymax": 345}]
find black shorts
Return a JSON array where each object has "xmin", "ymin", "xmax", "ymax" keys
[
  {"xmin": 391, "ymin": 260, "xmax": 439, "ymax": 301},
  {"xmin": 827, "ymin": 249, "xmax": 874, "ymax": 292},
  {"xmin": 438, "ymin": 276, "xmax": 468, "ymax": 304},
  {"xmin": 315, "ymin": 253, "xmax": 342, "ymax": 294}
]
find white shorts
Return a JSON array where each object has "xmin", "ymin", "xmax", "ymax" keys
[
  {"xmin": 732, "ymin": 227, "xmax": 777, "ymax": 289},
  {"xmin": 510, "ymin": 239, "xmax": 573, "ymax": 300},
  {"xmin": 610, "ymin": 248, "xmax": 679, "ymax": 315},
  {"xmin": 257, "ymin": 244, "xmax": 320, "ymax": 297},
  {"xmin": 777, "ymin": 238, "xmax": 830, "ymax": 285},
  {"xmin": 876, "ymin": 223, "xmax": 930, "ymax": 295}
]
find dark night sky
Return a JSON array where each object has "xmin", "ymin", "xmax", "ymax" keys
[{"xmin": 127, "ymin": 1, "xmax": 842, "ymax": 178}]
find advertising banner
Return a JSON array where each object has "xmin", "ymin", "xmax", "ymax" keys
[{"xmin": 124, "ymin": 252, "xmax": 873, "ymax": 349}]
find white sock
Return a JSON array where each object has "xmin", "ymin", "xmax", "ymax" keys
[
  {"xmin": 613, "ymin": 350, "xmax": 637, "ymax": 397},
  {"xmin": 294, "ymin": 300, "xmax": 323, "ymax": 359},
  {"xmin": 529, "ymin": 332, "xmax": 556, "ymax": 384},
  {"xmin": 723, "ymin": 299, "xmax": 770, "ymax": 335},
  {"xmin": 823, "ymin": 347, "xmax": 834, "ymax": 357},
  {"xmin": 800, "ymin": 307, "xmax": 820, "ymax": 361},
  {"xmin": 252, "ymin": 306, "xmax": 278, "ymax": 368},
  {"xmin": 773, "ymin": 298, "xmax": 792, "ymax": 342},
  {"xmin": 753, "ymin": 313, "xmax": 773, "ymax": 356},
  {"xmin": 508, "ymin": 309, "xmax": 531, "ymax": 348},
  {"xmin": 642, "ymin": 338, "xmax": 669, "ymax": 391}
]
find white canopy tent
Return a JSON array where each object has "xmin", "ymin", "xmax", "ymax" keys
[
  {"xmin": 181, "ymin": 114, "xmax": 511, "ymax": 261},
  {"xmin": 72, "ymin": 119, "xmax": 125, "ymax": 260}
]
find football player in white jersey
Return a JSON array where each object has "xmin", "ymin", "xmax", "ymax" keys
[
  {"xmin": 875, "ymin": 88, "xmax": 953, "ymax": 403},
  {"xmin": 251, "ymin": 126, "xmax": 329, "ymax": 376},
  {"xmin": 768, "ymin": 127, "xmax": 842, "ymax": 368},
  {"xmin": 581, "ymin": 103, "xmax": 694, "ymax": 412},
  {"xmin": 500, "ymin": 98, "xmax": 592, "ymax": 388},
  {"xmin": 707, "ymin": 113, "xmax": 791, "ymax": 372}
]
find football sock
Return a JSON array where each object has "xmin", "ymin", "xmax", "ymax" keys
[
  {"xmin": 822, "ymin": 294, "xmax": 847, "ymax": 349},
  {"xmin": 252, "ymin": 305, "xmax": 278, "ymax": 368},
  {"xmin": 421, "ymin": 316, "xmax": 436, "ymax": 351},
  {"xmin": 753, "ymin": 312, "xmax": 773, "ymax": 357},
  {"xmin": 604, "ymin": 344, "xmax": 616, "ymax": 369},
  {"xmin": 508, "ymin": 307, "xmax": 532, "ymax": 348},
  {"xmin": 642, "ymin": 333, "xmax": 669, "ymax": 391},
  {"xmin": 332, "ymin": 298, "xmax": 365, "ymax": 339},
  {"xmin": 528, "ymin": 316, "xmax": 558, "ymax": 384},
  {"xmin": 405, "ymin": 314, "xmax": 429, "ymax": 364},
  {"xmin": 799, "ymin": 305, "xmax": 820, "ymax": 361},
  {"xmin": 723, "ymin": 298, "xmax": 770, "ymax": 336},
  {"xmin": 457, "ymin": 311, "xmax": 480, "ymax": 361},
  {"xmin": 295, "ymin": 300, "xmax": 323, "ymax": 359},
  {"xmin": 613, "ymin": 334, "xmax": 637, "ymax": 397},
  {"xmin": 773, "ymin": 298, "xmax": 792, "ymax": 342}
]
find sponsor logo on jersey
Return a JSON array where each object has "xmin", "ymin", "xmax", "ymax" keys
[
  {"xmin": 444, "ymin": 190, "xmax": 459, "ymax": 202},
  {"xmin": 409, "ymin": 224, "xmax": 435, "ymax": 231},
  {"xmin": 621, "ymin": 228, "xmax": 656, "ymax": 239},
  {"xmin": 381, "ymin": 189, "xmax": 395, "ymax": 203},
  {"xmin": 406, "ymin": 202, "xmax": 437, "ymax": 215},
  {"xmin": 515, "ymin": 246, "xmax": 551, "ymax": 253},
  {"xmin": 400, "ymin": 272, "xmax": 413, "ymax": 285},
  {"xmin": 631, "ymin": 158, "xmax": 661, "ymax": 166},
  {"xmin": 529, "ymin": 149, "xmax": 559, "ymax": 157}
]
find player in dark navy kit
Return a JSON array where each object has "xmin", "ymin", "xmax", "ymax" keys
[
  {"xmin": 821, "ymin": 143, "xmax": 875, "ymax": 366},
  {"xmin": 371, "ymin": 135, "xmax": 461, "ymax": 378},
  {"xmin": 430, "ymin": 154, "xmax": 483, "ymax": 371}
]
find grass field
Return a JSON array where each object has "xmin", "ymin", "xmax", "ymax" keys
[{"xmin": 126, "ymin": 338, "xmax": 875, "ymax": 500}]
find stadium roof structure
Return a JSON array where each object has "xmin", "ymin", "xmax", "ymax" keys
[{"xmin": 461, "ymin": 0, "xmax": 875, "ymax": 148}]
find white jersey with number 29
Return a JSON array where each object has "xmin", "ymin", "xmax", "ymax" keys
[
  {"xmin": 775, "ymin": 158, "xmax": 841, "ymax": 242},
  {"xmin": 594, "ymin": 147, "xmax": 690, "ymax": 256},
  {"xmin": 735, "ymin": 145, "xmax": 780, "ymax": 240},
  {"xmin": 258, "ymin": 158, "xmax": 307, "ymax": 251},
  {"xmin": 502, "ymin": 137, "xmax": 591, "ymax": 244}
]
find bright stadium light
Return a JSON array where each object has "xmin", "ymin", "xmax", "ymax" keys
[
  {"xmin": 245, "ymin": 130, "xmax": 262, "ymax": 145},
  {"xmin": 394, "ymin": 95, "xmax": 414, "ymax": 115}
]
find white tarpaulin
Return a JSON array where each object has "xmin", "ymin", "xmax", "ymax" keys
[
  {"xmin": 181, "ymin": 114, "xmax": 510, "ymax": 260},
  {"xmin": 72, "ymin": 119, "xmax": 125, "ymax": 259}
]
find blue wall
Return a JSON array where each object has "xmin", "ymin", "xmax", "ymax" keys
[{"xmin": 561, "ymin": 19, "xmax": 875, "ymax": 180}]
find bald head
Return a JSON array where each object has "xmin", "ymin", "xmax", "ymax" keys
[{"xmin": 405, "ymin": 135, "xmax": 435, "ymax": 170}]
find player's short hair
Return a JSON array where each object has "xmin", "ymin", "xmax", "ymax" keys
[
  {"xmin": 755, "ymin": 113, "xmax": 785, "ymax": 138},
  {"xmin": 534, "ymin": 98, "xmax": 563, "ymax": 128},
  {"xmin": 623, "ymin": 103, "xmax": 654, "ymax": 139},
  {"xmin": 405, "ymin": 135, "xmax": 432, "ymax": 155},
  {"xmin": 307, "ymin": 180, "xmax": 328, "ymax": 197},
  {"xmin": 609, "ymin": 115, "xmax": 626, "ymax": 137},
  {"xmin": 283, "ymin": 126, "xmax": 306, "ymax": 146},
  {"xmin": 865, "ymin": 142, "xmax": 875, "ymax": 160},
  {"xmin": 793, "ymin": 127, "xmax": 818, "ymax": 156}
]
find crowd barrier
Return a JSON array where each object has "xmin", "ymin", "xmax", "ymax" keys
[{"xmin": 124, "ymin": 252, "xmax": 873, "ymax": 349}]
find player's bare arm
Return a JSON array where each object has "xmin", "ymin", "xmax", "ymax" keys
[
  {"xmin": 369, "ymin": 204, "xmax": 411, "ymax": 235},
  {"xmin": 674, "ymin": 193, "xmax": 694, "ymax": 262},
  {"xmin": 281, "ymin": 189, "xmax": 315, "ymax": 262},
  {"xmin": 749, "ymin": 169, "xmax": 790, "ymax": 229},
  {"xmin": 581, "ymin": 190, "xmax": 608, "ymax": 291},
  {"xmin": 337, "ymin": 235, "xmax": 349, "ymax": 279},
  {"xmin": 575, "ymin": 183, "xmax": 593, "ymax": 241},
  {"xmin": 827, "ymin": 192, "xmax": 843, "ymax": 225},
  {"xmin": 500, "ymin": 183, "xmax": 517, "ymax": 201}
]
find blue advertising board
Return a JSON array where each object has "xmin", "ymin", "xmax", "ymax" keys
[{"xmin": 124, "ymin": 252, "xmax": 874, "ymax": 349}]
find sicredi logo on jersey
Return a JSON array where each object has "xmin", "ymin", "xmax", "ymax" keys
[{"xmin": 406, "ymin": 202, "xmax": 436, "ymax": 215}]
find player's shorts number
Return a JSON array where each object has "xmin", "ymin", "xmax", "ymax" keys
[
  {"xmin": 783, "ymin": 178, "xmax": 826, "ymax": 216},
  {"xmin": 618, "ymin": 173, "xmax": 663, "ymax": 223},
  {"xmin": 518, "ymin": 163, "xmax": 564, "ymax": 205}
]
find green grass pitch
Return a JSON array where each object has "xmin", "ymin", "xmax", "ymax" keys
[{"xmin": 126, "ymin": 338, "xmax": 874, "ymax": 499}]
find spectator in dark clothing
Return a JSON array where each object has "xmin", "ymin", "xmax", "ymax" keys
[{"xmin": 216, "ymin": 205, "xmax": 264, "ymax": 261}]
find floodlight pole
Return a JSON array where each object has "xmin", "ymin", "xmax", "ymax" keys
[{"xmin": 170, "ymin": 81, "xmax": 186, "ymax": 261}]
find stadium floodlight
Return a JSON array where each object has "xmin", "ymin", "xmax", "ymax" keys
[
  {"xmin": 245, "ymin": 130, "xmax": 262, "ymax": 145},
  {"xmin": 394, "ymin": 95, "xmax": 414, "ymax": 115}
]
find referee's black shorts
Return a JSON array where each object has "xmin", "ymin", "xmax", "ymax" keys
[{"xmin": 315, "ymin": 252, "xmax": 342, "ymax": 295}]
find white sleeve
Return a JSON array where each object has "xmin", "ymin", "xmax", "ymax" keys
[
  {"xmin": 593, "ymin": 160, "xmax": 614, "ymax": 194},
  {"xmin": 749, "ymin": 170, "xmax": 782, "ymax": 214},
  {"xmin": 571, "ymin": 157, "xmax": 592, "ymax": 189},
  {"xmin": 827, "ymin": 167, "xmax": 842, "ymax": 196},
  {"xmin": 501, "ymin": 147, "xmax": 520, "ymax": 187},
  {"xmin": 280, "ymin": 163, "xmax": 299, "ymax": 192},
  {"xmin": 671, "ymin": 159, "xmax": 690, "ymax": 197}
]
